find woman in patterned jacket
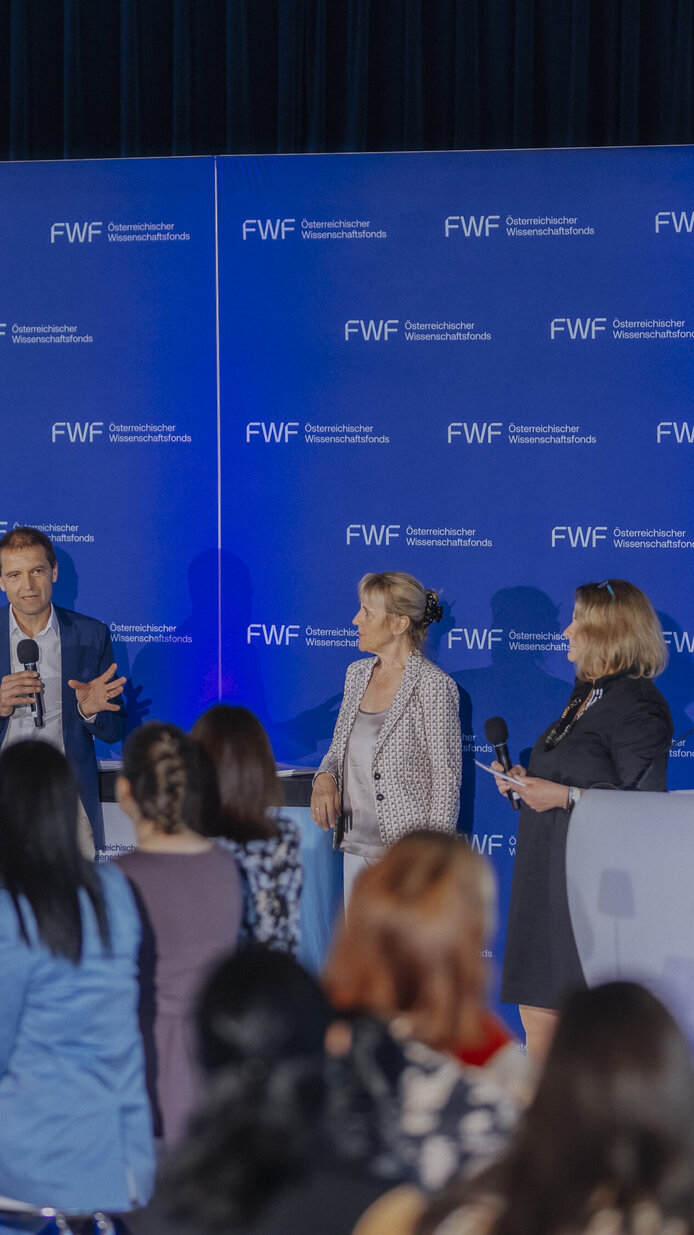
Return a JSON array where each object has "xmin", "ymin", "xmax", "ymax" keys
[{"xmin": 311, "ymin": 572, "xmax": 461, "ymax": 902}]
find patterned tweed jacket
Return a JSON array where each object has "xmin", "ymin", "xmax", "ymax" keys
[{"xmin": 317, "ymin": 651, "xmax": 461, "ymax": 846}]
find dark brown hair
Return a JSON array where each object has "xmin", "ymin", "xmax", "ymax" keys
[
  {"xmin": 419, "ymin": 982, "xmax": 694, "ymax": 1235},
  {"xmin": 323, "ymin": 831, "xmax": 491, "ymax": 1051},
  {"xmin": 191, "ymin": 705, "xmax": 283, "ymax": 843},
  {"xmin": 0, "ymin": 526, "xmax": 57, "ymax": 570},
  {"xmin": 0, "ymin": 740, "xmax": 109, "ymax": 961}
]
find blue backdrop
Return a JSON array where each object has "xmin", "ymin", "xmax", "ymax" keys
[{"xmin": 3, "ymin": 148, "xmax": 693, "ymax": 1026}]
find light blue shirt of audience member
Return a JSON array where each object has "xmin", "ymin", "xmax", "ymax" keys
[{"xmin": 0, "ymin": 862, "xmax": 155, "ymax": 1216}]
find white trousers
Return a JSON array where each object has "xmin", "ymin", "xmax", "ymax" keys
[{"xmin": 342, "ymin": 852, "xmax": 378, "ymax": 910}]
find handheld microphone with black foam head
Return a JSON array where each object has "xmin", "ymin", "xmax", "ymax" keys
[
  {"xmin": 484, "ymin": 715, "xmax": 521, "ymax": 809},
  {"xmin": 16, "ymin": 639, "xmax": 45, "ymax": 729}
]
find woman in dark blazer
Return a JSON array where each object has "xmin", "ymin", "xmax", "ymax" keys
[
  {"xmin": 494, "ymin": 579, "xmax": 672, "ymax": 1063},
  {"xmin": 311, "ymin": 572, "xmax": 461, "ymax": 900}
]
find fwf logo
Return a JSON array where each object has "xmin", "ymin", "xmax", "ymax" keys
[
  {"xmin": 656, "ymin": 422, "xmax": 694, "ymax": 443},
  {"xmin": 52, "ymin": 422, "xmax": 103, "ymax": 443},
  {"xmin": 245, "ymin": 422, "xmax": 299, "ymax": 443},
  {"xmin": 655, "ymin": 212, "xmax": 694, "ymax": 234},
  {"xmin": 448, "ymin": 628, "xmax": 503, "ymax": 651},
  {"xmin": 466, "ymin": 834, "xmax": 504, "ymax": 855},
  {"xmin": 550, "ymin": 318, "xmax": 606, "ymax": 339},
  {"xmin": 663, "ymin": 630, "xmax": 694, "ymax": 654},
  {"xmin": 447, "ymin": 422, "xmax": 502, "ymax": 444},
  {"xmin": 0, "ymin": 521, "xmax": 7, "ymax": 535},
  {"xmin": 246, "ymin": 624, "xmax": 300, "ymax": 645},
  {"xmin": 444, "ymin": 216, "xmax": 500, "ymax": 237},
  {"xmin": 551, "ymin": 526, "xmax": 607, "ymax": 548},
  {"xmin": 241, "ymin": 219, "xmax": 295, "ymax": 240},
  {"xmin": 50, "ymin": 222, "xmax": 102, "ymax": 244},
  {"xmin": 346, "ymin": 524, "xmax": 400, "ymax": 546},
  {"xmin": 344, "ymin": 320, "xmax": 398, "ymax": 341}
]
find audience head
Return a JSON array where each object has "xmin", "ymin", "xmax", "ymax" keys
[
  {"xmin": 420, "ymin": 981, "xmax": 694, "ymax": 1235},
  {"xmin": 358, "ymin": 572, "xmax": 443, "ymax": 652},
  {"xmin": 162, "ymin": 947, "xmax": 406, "ymax": 1231},
  {"xmin": 571, "ymin": 579, "xmax": 667, "ymax": 680},
  {"xmin": 196, "ymin": 944, "xmax": 333, "ymax": 1075},
  {"xmin": 525, "ymin": 981, "xmax": 694, "ymax": 1217},
  {"xmin": 324, "ymin": 831, "xmax": 493, "ymax": 1051},
  {"xmin": 190, "ymin": 704, "xmax": 283, "ymax": 842},
  {"xmin": 0, "ymin": 739, "xmax": 79, "ymax": 874},
  {"xmin": 118, "ymin": 720, "xmax": 216, "ymax": 835},
  {"xmin": 0, "ymin": 740, "xmax": 107, "ymax": 960}
]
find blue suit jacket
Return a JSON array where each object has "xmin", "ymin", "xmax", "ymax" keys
[{"xmin": 0, "ymin": 604, "xmax": 127, "ymax": 849}]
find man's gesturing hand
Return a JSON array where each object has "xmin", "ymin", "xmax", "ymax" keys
[{"xmin": 68, "ymin": 663, "xmax": 126, "ymax": 720}]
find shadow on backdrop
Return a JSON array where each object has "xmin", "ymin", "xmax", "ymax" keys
[
  {"xmin": 451, "ymin": 587, "xmax": 572, "ymax": 775},
  {"xmin": 131, "ymin": 550, "xmax": 271, "ymax": 735}
]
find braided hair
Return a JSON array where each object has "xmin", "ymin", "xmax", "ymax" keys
[{"xmin": 121, "ymin": 721, "xmax": 215, "ymax": 834}]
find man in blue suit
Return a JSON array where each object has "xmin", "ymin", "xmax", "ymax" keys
[{"xmin": 0, "ymin": 526, "xmax": 126, "ymax": 854}]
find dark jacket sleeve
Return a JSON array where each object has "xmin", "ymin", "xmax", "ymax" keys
[{"xmin": 609, "ymin": 684, "xmax": 673, "ymax": 790}]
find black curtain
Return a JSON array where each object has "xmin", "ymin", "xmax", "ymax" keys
[{"xmin": 1, "ymin": 0, "xmax": 694, "ymax": 161}]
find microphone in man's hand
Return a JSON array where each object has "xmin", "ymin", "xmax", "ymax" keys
[
  {"xmin": 484, "ymin": 716, "xmax": 521, "ymax": 809},
  {"xmin": 16, "ymin": 639, "xmax": 44, "ymax": 728}
]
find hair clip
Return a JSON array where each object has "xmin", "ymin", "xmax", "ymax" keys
[
  {"xmin": 423, "ymin": 591, "xmax": 443, "ymax": 626},
  {"xmin": 597, "ymin": 580, "xmax": 615, "ymax": 599}
]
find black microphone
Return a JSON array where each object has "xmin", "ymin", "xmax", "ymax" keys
[
  {"xmin": 484, "ymin": 715, "xmax": 521, "ymax": 810},
  {"xmin": 16, "ymin": 639, "xmax": 44, "ymax": 729}
]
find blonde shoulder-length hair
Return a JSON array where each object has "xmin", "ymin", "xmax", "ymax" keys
[{"xmin": 573, "ymin": 579, "xmax": 667, "ymax": 680}]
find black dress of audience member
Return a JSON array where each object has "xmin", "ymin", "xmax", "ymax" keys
[
  {"xmin": 417, "ymin": 982, "xmax": 694, "ymax": 1235},
  {"xmin": 125, "ymin": 946, "xmax": 411, "ymax": 1235}
]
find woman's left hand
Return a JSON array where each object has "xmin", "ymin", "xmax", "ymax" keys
[{"xmin": 511, "ymin": 776, "xmax": 571, "ymax": 813}]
